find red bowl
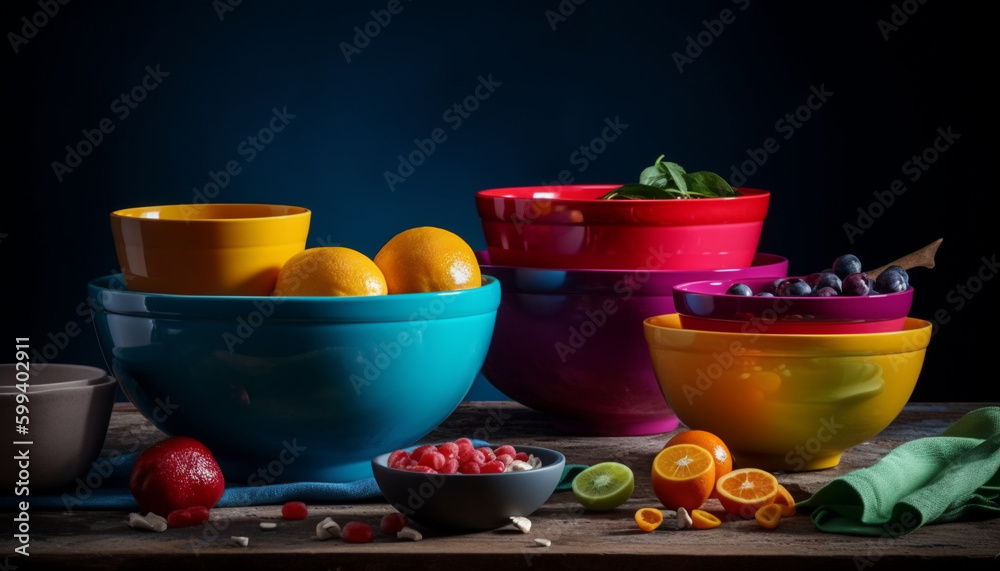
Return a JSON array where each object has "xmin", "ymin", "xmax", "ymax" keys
[
  {"xmin": 678, "ymin": 314, "xmax": 909, "ymax": 334},
  {"xmin": 475, "ymin": 185, "xmax": 770, "ymax": 270}
]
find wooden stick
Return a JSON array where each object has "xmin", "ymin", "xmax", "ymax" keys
[{"xmin": 865, "ymin": 238, "xmax": 943, "ymax": 280}]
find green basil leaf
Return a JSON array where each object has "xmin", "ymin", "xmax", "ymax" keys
[
  {"xmin": 686, "ymin": 171, "xmax": 737, "ymax": 197},
  {"xmin": 601, "ymin": 183, "xmax": 679, "ymax": 199},
  {"xmin": 662, "ymin": 162, "xmax": 689, "ymax": 196},
  {"xmin": 639, "ymin": 166, "xmax": 668, "ymax": 187},
  {"xmin": 679, "ymin": 173, "xmax": 714, "ymax": 197}
]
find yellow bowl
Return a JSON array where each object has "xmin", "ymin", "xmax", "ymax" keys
[
  {"xmin": 644, "ymin": 313, "xmax": 931, "ymax": 471},
  {"xmin": 110, "ymin": 203, "xmax": 311, "ymax": 296}
]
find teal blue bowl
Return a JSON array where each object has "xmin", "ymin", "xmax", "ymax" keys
[{"xmin": 88, "ymin": 274, "xmax": 500, "ymax": 483}]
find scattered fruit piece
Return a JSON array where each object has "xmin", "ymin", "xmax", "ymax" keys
[
  {"xmin": 755, "ymin": 503, "xmax": 784, "ymax": 529},
  {"xmin": 380, "ymin": 512, "xmax": 409, "ymax": 535},
  {"xmin": 651, "ymin": 444, "xmax": 715, "ymax": 512},
  {"xmin": 634, "ymin": 508, "xmax": 664, "ymax": 532},
  {"xmin": 167, "ymin": 505, "xmax": 211, "ymax": 528},
  {"xmin": 342, "ymin": 521, "xmax": 375, "ymax": 544},
  {"xmin": 281, "ymin": 501, "xmax": 308, "ymax": 520},
  {"xmin": 571, "ymin": 462, "xmax": 635, "ymax": 510},
  {"xmin": 316, "ymin": 517, "xmax": 341, "ymax": 540},
  {"xmin": 510, "ymin": 516, "xmax": 532, "ymax": 533},
  {"xmin": 259, "ymin": 522, "xmax": 277, "ymax": 530},
  {"xmin": 128, "ymin": 436, "xmax": 225, "ymax": 518},
  {"xmin": 716, "ymin": 468, "xmax": 779, "ymax": 519},
  {"xmin": 535, "ymin": 538, "xmax": 552, "ymax": 547},
  {"xmin": 664, "ymin": 430, "xmax": 732, "ymax": 497},
  {"xmin": 231, "ymin": 536, "xmax": 249, "ymax": 547},
  {"xmin": 128, "ymin": 512, "xmax": 166, "ymax": 532},
  {"xmin": 397, "ymin": 526, "xmax": 423, "ymax": 541},
  {"xmin": 773, "ymin": 484, "xmax": 796, "ymax": 516},
  {"xmin": 690, "ymin": 509, "xmax": 722, "ymax": 529},
  {"xmin": 675, "ymin": 506, "xmax": 693, "ymax": 529}
]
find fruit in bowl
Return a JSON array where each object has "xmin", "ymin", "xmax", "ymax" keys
[
  {"xmin": 477, "ymin": 251, "xmax": 789, "ymax": 436},
  {"xmin": 644, "ymin": 313, "xmax": 932, "ymax": 471},
  {"xmin": 88, "ymin": 272, "xmax": 500, "ymax": 483}
]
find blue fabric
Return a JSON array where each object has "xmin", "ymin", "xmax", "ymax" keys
[{"xmin": 3, "ymin": 440, "xmax": 494, "ymax": 511}]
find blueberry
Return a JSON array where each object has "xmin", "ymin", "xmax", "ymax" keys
[
  {"xmin": 726, "ymin": 283, "xmax": 754, "ymax": 296},
  {"xmin": 755, "ymin": 292, "xmax": 775, "ymax": 297},
  {"xmin": 806, "ymin": 271, "xmax": 842, "ymax": 294},
  {"xmin": 841, "ymin": 272, "xmax": 871, "ymax": 296},
  {"xmin": 832, "ymin": 254, "xmax": 863, "ymax": 280},
  {"xmin": 776, "ymin": 278, "xmax": 812, "ymax": 297},
  {"xmin": 874, "ymin": 266, "xmax": 909, "ymax": 293},
  {"xmin": 813, "ymin": 286, "xmax": 839, "ymax": 297},
  {"xmin": 762, "ymin": 278, "xmax": 784, "ymax": 295}
]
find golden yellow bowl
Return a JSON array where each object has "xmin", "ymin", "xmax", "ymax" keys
[
  {"xmin": 110, "ymin": 203, "xmax": 311, "ymax": 296},
  {"xmin": 644, "ymin": 313, "xmax": 931, "ymax": 471}
]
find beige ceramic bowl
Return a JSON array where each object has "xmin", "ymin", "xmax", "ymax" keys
[{"xmin": 1, "ymin": 364, "xmax": 118, "ymax": 492}]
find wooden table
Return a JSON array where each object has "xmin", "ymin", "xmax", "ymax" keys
[{"xmin": 9, "ymin": 401, "xmax": 1000, "ymax": 569}]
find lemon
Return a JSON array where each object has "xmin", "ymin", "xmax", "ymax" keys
[{"xmin": 273, "ymin": 247, "xmax": 387, "ymax": 297}]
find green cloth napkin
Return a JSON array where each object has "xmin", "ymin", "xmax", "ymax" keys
[{"xmin": 797, "ymin": 406, "xmax": 1000, "ymax": 536}]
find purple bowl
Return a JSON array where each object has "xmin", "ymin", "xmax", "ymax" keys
[
  {"xmin": 477, "ymin": 252, "xmax": 789, "ymax": 436},
  {"xmin": 673, "ymin": 276, "xmax": 914, "ymax": 323}
]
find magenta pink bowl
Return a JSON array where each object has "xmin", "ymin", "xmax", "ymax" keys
[
  {"xmin": 672, "ymin": 276, "xmax": 914, "ymax": 328},
  {"xmin": 477, "ymin": 251, "xmax": 789, "ymax": 436},
  {"xmin": 475, "ymin": 185, "xmax": 770, "ymax": 271}
]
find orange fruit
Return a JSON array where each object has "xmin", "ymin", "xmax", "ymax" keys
[
  {"xmin": 651, "ymin": 444, "xmax": 716, "ymax": 512},
  {"xmin": 690, "ymin": 509, "xmax": 722, "ymax": 529},
  {"xmin": 715, "ymin": 468, "xmax": 779, "ymax": 519},
  {"xmin": 773, "ymin": 484, "xmax": 796, "ymax": 516},
  {"xmin": 273, "ymin": 247, "xmax": 387, "ymax": 297},
  {"xmin": 373, "ymin": 227, "xmax": 482, "ymax": 294},
  {"xmin": 634, "ymin": 507, "xmax": 664, "ymax": 532},
  {"xmin": 665, "ymin": 429, "xmax": 732, "ymax": 497},
  {"xmin": 755, "ymin": 503, "xmax": 783, "ymax": 529}
]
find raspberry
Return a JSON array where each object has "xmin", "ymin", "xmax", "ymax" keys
[
  {"xmin": 514, "ymin": 452, "xmax": 530, "ymax": 463},
  {"xmin": 342, "ymin": 521, "xmax": 374, "ymax": 544},
  {"xmin": 380, "ymin": 512, "xmax": 409, "ymax": 534},
  {"xmin": 459, "ymin": 461, "xmax": 481, "ymax": 474},
  {"xmin": 496, "ymin": 454, "xmax": 514, "ymax": 467},
  {"xmin": 387, "ymin": 450, "xmax": 410, "ymax": 469},
  {"xmin": 281, "ymin": 501, "xmax": 308, "ymax": 520},
  {"xmin": 477, "ymin": 446, "xmax": 496, "ymax": 461},
  {"xmin": 494, "ymin": 445, "xmax": 517, "ymax": 458},
  {"xmin": 459, "ymin": 449, "xmax": 486, "ymax": 465},
  {"xmin": 437, "ymin": 442, "xmax": 459, "ymax": 459},
  {"xmin": 455, "ymin": 437, "xmax": 475, "ymax": 457},
  {"xmin": 406, "ymin": 464, "xmax": 437, "ymax": 473},
  {"xmin": 410, "ymin": 445, "xmax": 436, "ymax": 463},
  {"xmin": 441, "ymin": 458, "xmax": 460, "ymax": 474},
  {"xmin": 480, "ymin": 460, "xmax": 505, "ymax": 474},
  {"xmin": 167, "ymin": 505, "xmax": 211, "ymax": 527},
  {"xmin": 418, "ymin": 450, "xmax": 447, "ymax": 471}
]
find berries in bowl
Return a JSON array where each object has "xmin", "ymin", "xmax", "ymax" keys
[
  {"xmin": 672, "ymin": 254, "xmax": 915, "ymax": 334},
  {"xmin": 371, "ymin": 439, "xmax": 566, "ymax": 531}
]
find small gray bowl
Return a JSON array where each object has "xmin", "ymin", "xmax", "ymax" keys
[
  {"xmin": 1, "ymin": 364, "xmax": 118, "ymax": 492},
  {"xmin": 371, "ymin": 445, "xmax": 566, "ymax": 531}
]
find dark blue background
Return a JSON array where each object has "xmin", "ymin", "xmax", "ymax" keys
[{"xmin": 3, "ymin": 0, "xmax": 994, "ymax": 402}]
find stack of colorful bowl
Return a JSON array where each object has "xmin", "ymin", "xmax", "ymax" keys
[
  {"xmin": 474, "ymin": 184, "xmax": 780, "ymax": 435},
  {"xmin": 643, "ymin": 265, "xmax": 931, "ymax": 470}
]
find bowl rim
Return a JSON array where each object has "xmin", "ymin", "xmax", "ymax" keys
[
  {"xmin": 110, "ymin": 203, "xmax": 311, "ymax": 222},
  {"xmin": 475, "ymin": 184, "xmax": 769, "ymax": 204},
  {"xmin": 0, "ymin": 363, "xmax": 115, "ymax": 394},
  {"xmin": 88, "ymin": 273, "xmax": 501, "ymax": 322}
]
